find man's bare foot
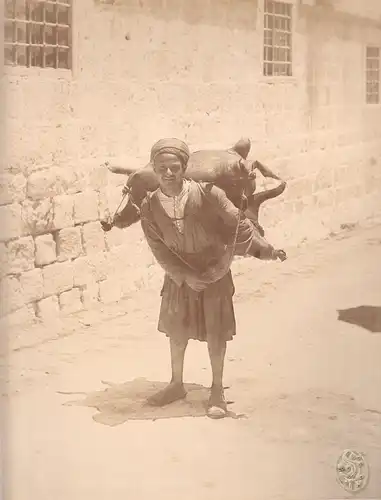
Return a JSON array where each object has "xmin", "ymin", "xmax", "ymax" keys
[
  {"xmin": 146, "ymin": 382, "xmax": 186, "ymax": 407},
  {"xmin": 207, "ymin": 385, "xmax": 227, "ymax": 419}
]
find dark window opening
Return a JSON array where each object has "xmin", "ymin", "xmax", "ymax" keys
[
  {"xmin": 264, "ymin": 0, "xmax": 292, "ymax": 77},
  {"xmin": 366, "ymin": 46, "xmax": 380, "ymax": 104},
  {"xmin": 4, "ymin": 0, "xmax": 72, "ymax": 70}
]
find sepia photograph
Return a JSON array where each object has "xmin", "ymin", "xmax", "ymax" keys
[{"xmin": 0, "ymin": 0, "xmax": 380, "ymax": 499}]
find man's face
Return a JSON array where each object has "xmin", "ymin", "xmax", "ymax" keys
[{"xmin": 153, "ymin": 153, "xmax": 185, "ymax": 191}]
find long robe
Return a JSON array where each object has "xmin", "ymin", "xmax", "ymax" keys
[{"xmin": 140, "ymin": 180, "xmax": 254, "ymax": 343}]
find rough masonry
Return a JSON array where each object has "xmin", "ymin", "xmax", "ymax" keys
[{"xmin": 1, "ymin": 0, "xmax": 381, "ymax": 327}]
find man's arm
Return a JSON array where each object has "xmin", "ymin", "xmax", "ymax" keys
[
  {"xmin": 140, "ymin": 199, "xmax": 191, "ymax": 287},
  {"xmin": 202, "ymin": 184, "xmax": 243, "ymax": 230}
]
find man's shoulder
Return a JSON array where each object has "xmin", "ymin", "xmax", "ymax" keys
[
  {"xmin": 186, "ymin": 180, "xmax": 219, "ymax": 206},
  {"xmin": 196, "ymin": 182, "xmax": 225, "ymax": 201}
]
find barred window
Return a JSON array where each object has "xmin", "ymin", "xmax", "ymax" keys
[
  {"xmin": 4, "ymin": 0, "xmax": 72, "ymax": 70},
  {"xmin": 263, "ymin": 0, "xmax": 292, "ymax": 77},
  {"xmin": 366, "ymin": 46, "xmax": 380, "ymax": 104}
]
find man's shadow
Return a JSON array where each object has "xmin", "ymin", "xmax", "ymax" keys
[
  {"xmin": 61, "ymin": 378, "xmax": 244, "ymax": 426},
  {"xmin": 337, "ymin": 305, "xmax": 381, "ymax": 333}
]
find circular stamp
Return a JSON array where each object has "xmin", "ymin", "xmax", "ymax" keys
[{"xmin": 336, "ymin": 449, "xmax": 369, "ymax": 493}]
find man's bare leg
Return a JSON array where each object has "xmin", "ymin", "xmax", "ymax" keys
[
  {"xmin": 147, "ymin": 337, "xmax": 188, "ymax": 406},
  {"xmin": 207, "ymin": 336, "xmax": 228, "ymax": 418}
]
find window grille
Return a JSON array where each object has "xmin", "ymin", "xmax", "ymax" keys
[
  {"xmin": 4, "ymin": 0, "xmax": 72, "ymax": 69},
  {"xmin": 264, "ymin": 0, "xmax": 292, "ymax": 77},
  {"xmin": 366, "ymin": 46, "xmax": 380, "ymax": 104}
]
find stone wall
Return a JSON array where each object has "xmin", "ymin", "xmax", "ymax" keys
[{"xmin": 1, "ymin": 0, "xmax": 381, "ymax": 327}]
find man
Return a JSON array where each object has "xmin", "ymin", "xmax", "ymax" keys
[{"xmin": 140, "ymin": 138, "xmax": 281, "ymax": 419}]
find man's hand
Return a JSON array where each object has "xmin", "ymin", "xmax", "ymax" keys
[{"xmin": 100, "ymin": 217, "xmax": 113, "ymax": 232}]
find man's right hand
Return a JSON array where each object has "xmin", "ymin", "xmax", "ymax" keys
[{"xmin": 100, "ymin": 217, "xmax": 113, "ymax": 232}]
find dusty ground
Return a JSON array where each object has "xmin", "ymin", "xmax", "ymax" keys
[{"xmin": 2, "ymin": 223, "xmax": 381, "ymax": 500}]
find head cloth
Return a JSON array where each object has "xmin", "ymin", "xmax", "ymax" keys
[{"xmin": 150, "ymin": 138, "xmax": 190, "ymax": 166}]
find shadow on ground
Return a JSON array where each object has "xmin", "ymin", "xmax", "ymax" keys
[
  {"xmin": 61, "ymin": 378, "xmax": 244, "ymax": 426},
  {"xmin": 337, "ymin": 305, "xmax": 381, "ymax": 333}
]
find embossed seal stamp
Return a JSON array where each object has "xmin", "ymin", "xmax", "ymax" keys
[{"xmin": 336, "ymin": 449, "xmax": 369, "ymax": 493}]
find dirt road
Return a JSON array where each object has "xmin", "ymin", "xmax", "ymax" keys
[{"xmin": 3, "ymin": 224, "xmax": 381, "ymax": 500}]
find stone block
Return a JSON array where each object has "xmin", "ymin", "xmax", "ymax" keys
[
  {"xmin": 36, "ymin": 295, "xmax": 60, "ymax": 322},
  {"xmin": 19, "ymin": 268, "xmax": 44, "ymax": 303},
  {"xmin": 288, "ymin": 153, "xmax": 311, "ymax": 179},
  {"xmin": 98, "ymin": 186, "xmax": 120, "ymax": 220},
  {"xmin": 99, "ymin": 278, "xmax": 123, "ymax": 304},
  {"xmin": 182, "ymin": 0, "xmax": 205, "ymax": 24},
  {"xmin": 314, "ymin": 167, "xmax": 334, "ymax": 191},
  {"xmin": 225, "ymin": 0, "xmax": 256, "ymax": 30},
  {"xmin": 106, "ymin": 244, "xmax": 138, "ymax": 276},
  {"xmin": 42, "ymin": 261, "xmax": 74, "ymax": 296},
  {"xmin": 73, "ymin": 253, "xmax": 107, "ymax": 287},
  {"xmin": 27, "ymin": 167, "xmax": 78, "ymax": 201},
  {"xmin": 313, "ymin": 188, "xmax": 335, "ymax": 209},
  {"xmin": 98, "ymin": 191, "xmax": 110, "ymax": 221},
  {"xmin": 336, "ymin": 184, "xmax": 362, "ymax": 205},
  {"xmin": 293, "ymin": 196, "xmax": 315, "ymax": 214},
  {"xmin": 59, "ymin": 288, "xmax": 83, "ymax": 315},
  {"xmin": 333, "ymin": 165, "xmax": 351, "ymax": 187},
  {"xmin": 53, "ymin": 195, "xmax": 74, "ymax": 230},
  {"xmin": 0, "ymin": 243, "xmax": 9, "ymax": 279},
  {"xmin": 82, "ymin": 222, "xmax": 106, "ymax": 255},
  {"xmin": 7, "ymin": 237, "xmax": 35, "ymax": 274},
  {"xmin": 0, "ymin": 173, "xmax": 27, "ymax": 205},
  {"xmin": 35, "ymin": 234, "xmax": 57, "ymax": 266},
  {"xmin": 364, "ymin": 173, "xmax": 380, "ymax": 193},
  {"xmin": 0, "ymin": 204, "xmax": 24, "ymax": 242},
  {"xmin": 286, "ymin": 177, "xmax": 314, "ymax": 200},
  {"xmin": 22, "ymin": 199, "xmax": 54, "ymax": 235},
  {"xmin": 81, "ymin": 282, "xmax": 99, "ymax": 309},
  {"xmin": 260, "ymin": 206, "xmax": 277, "ymax": 227},
  {"xmin": 89, "ymin": 165, "xmax": 108, "ymax": 192},
  {"xmin": 105, "ymin": 228, "xmax": 126, "ymax": 249},
  {"xmin": 73, "ymin": 191, "xmax": 99, "ymax": 224},
  {"xmin": 159, "ymin": 0, "xmax": 180, "ymax": 19},
  {"xmin": 0, "ymin": 305, "xmax": 36, "ymax": 331},
  {"xmin": 56, "ymin": 227, "xmax": 82, "ymax": 261},
  {"xmin": 0, "ymin": 276, "xmax": 23, "ymax": 316}
]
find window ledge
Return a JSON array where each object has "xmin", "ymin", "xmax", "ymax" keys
[
  {"xmin": 258, "ymin": 76, "xmax": 299, "ymax": 85},
  {"xmin": 2, "ymin": 65, "xmax": 73, "ymax": 80}
]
